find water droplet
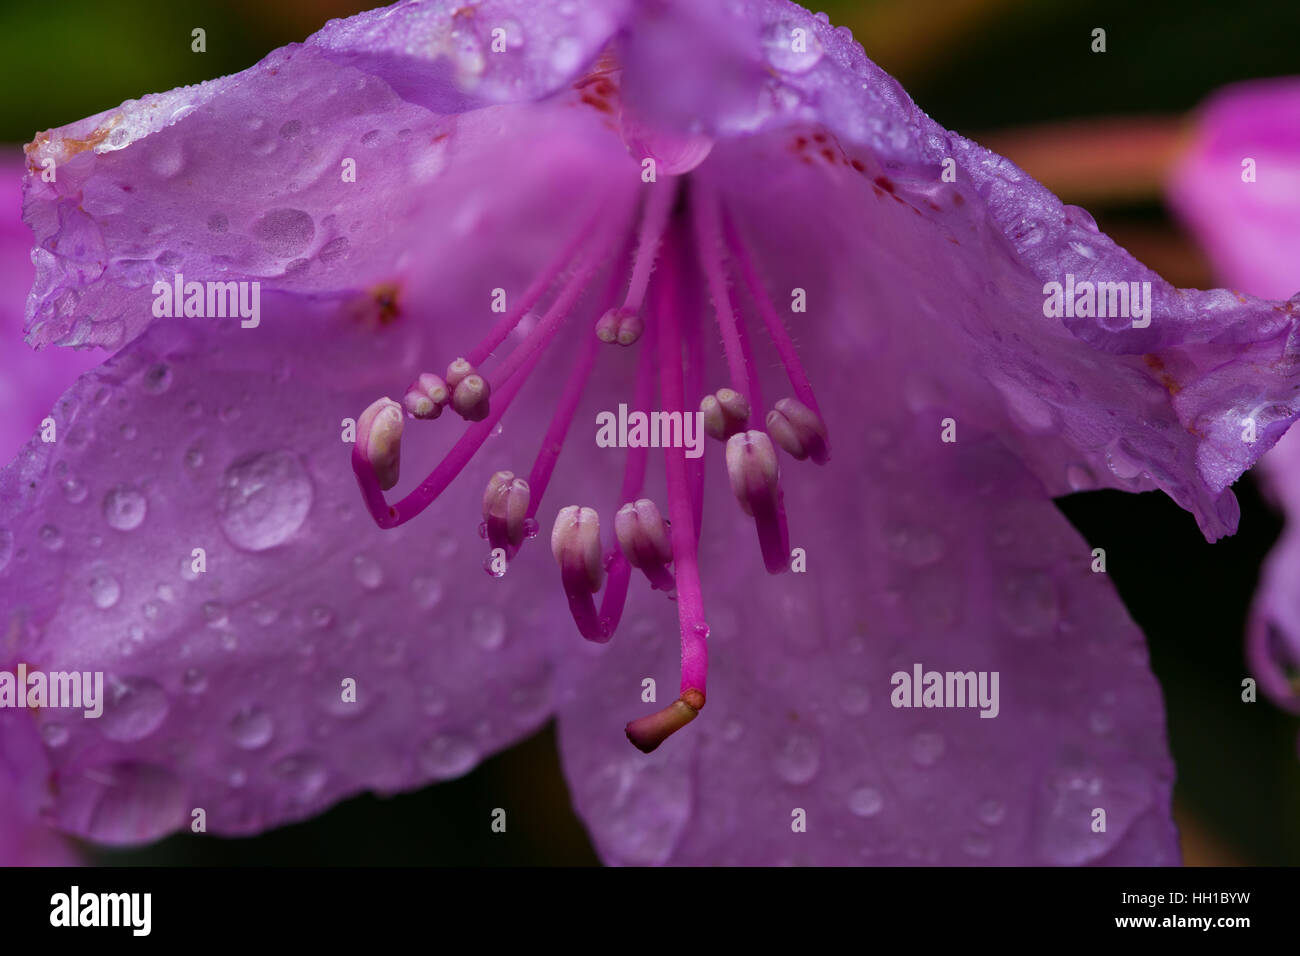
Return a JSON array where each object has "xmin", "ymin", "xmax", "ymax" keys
[
  {"xmin": 352, "ymin": 554, "xmax": 384, "ymax": 589},
  {"xmin": 309, "ymin": 605, "xmax": 335, "ymax": 629},
  {"xmin": 251, "ymin": 208, "xmax": 315, "ymax": 259},
  {"xmin": 360, "ymin": 129, "xmax": 382, "ymax": 148},
  {"xmin": 39, "ymin": 525, "xmax": 64, "ymax": 550},
  {"xmin": 89, "ymin": 574, "xmax": 121, "ymax": 609},
  {"xmin": 0, "ymin": 529, "xmax": 11, "ymax": 572},
  {"xmin": 142, "ymin": 363, "xmax": 172, "ymax": 394},
  {"xmin": 61, "ymin": 763, "xmax": 186, "ymax": 845},
  {"xmin": 217, "ymin": 451, "xmax": 313, "ymax": 551},
  {"xmin": 184, "ymin": 446, "xmax": 204, "ymax": 469},
  {"xmin": 229, "ymin": 706, "xmax": 274, "ymax": 749},
  {"xmin": 773, "ymin": 731, "xmax": 821, "ymax": 785},
  {"xmin": 978, "ymin": 798, "xmax": 1006, "ymax": 826},
  {"xmin": 421, "ymin": 688, "xmax": 448, "ymax": 717},
  {"xmin": 1105, "ymin": 438, "xmax": 1144, "ymax": 480},
  {"xmin": 318, "ymin": 236, "xmax": 349, "ymax": 263},
  {"xmin": 1089, "ymin": 709, "xmax": 1115, "ymax": 735},
  {"xmin": 998, "ymin": 570, "xmax": 1059, "ymax": 637},
  {"xmin": 468, "ymin": 606, "xmax": 505, "ymax": 651},
  {"xmin": 202, "ymin": 601, "xmax": 229, "ymax": 627},
  {"xmin": 103, "ymin": 487, "xmax": 147, "ymax": 531},
  {"xmin": 100, "ymin": 677, "xmax": 169, "ymax": 742},
  {"xmin": 884, "ymin": 524, "xmax": 945, "ymax": 567},
  {"xmin": 418, "ymin": 734, "xmax": 478, "ymax": 779},
  {"xmin": 61, "ymin": 476, "xmax": 88, "ymax": 503},
  {"xmin": 910, "ymin": 731, "xmax": 946, "ymax": 767},
  {"xmin": 549, "ymin": 36, "xmax": 582, "ymax": 74},
  {"xmin": 763, "ymin": 21, "xmax": 824, "ymax": 73},
  {"xmin": 182, "ymin": 668, "xmax": 207, "ymax": 694},
  {"xmin": 962, "ymin": 832, "xmax": 993, "ymax": 858},
  {"xmin": 273, "ymin": 753, "xmax": 328, "ymax": 801},
  {"xmin": 42, "ymin": 723, "xmax": 69, "ymax": 747},
  {"xmin": 1065, "ymin": 463, "xmax": 1095, "ymax": 491},
  {"xmin": 409, "ymin": 576, "xmax": 442, "ymax": 610},
  {"xmin": 848, "ymin": 786, "xmax": 883, "ymax": 817}
]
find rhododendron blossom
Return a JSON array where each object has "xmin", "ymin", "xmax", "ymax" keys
[{"xmin": 6, "ymin": 0, "xmax": 1300, "ymax": 866}]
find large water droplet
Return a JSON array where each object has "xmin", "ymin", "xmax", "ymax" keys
[
  {"xmin": 763, "ymin": 21, "xmax": 824, "ymax": 73},
  {"xmin": 100, "ymin": 677, "xmax": 169, "ymax": 742},
  {"xmin": 352, "ymin": 553, "xmax": 384, "ymax": 589},
  {"xmin": 419, "ymin": 734, "xmax": 478, "ymax": 779},
  {"xmin": 848, "ymin": 786, "xmax": 883, "ymax": 817},
  {"xmin": 252, "ymin": 208, "xmax": 315, "ymax": 259},
  {"xmin": 978, "ymin": 798, "xmax": 1006, "ymax": 826},
  {"xmin": 59, "ymin": 763, "xmax": 186, "ymax": 845},
  {"xmin": 468, "ymin": 606, "xmax": 506, "ymax": 651},
  {"xmin": 103, "ymin": 487, "xmax": 147, "ymax": 531},
  {"xmin": 773, "ymin": 731, "xmax": 821, "ymax": 784},
  {"xmin": 998, "ymin": 570, "xmax": 1060, "ymax": 637},
  {"xmin": 217, "ymin": 450, "xmax": 313, "ymax": 551},
  {"xmin": 229, "ymin": 706, "xmax": 274, "ymax": 749},
  {"xmin": 273, "ymin": 753, "xmax": 328, "ymax": 801},
  {"xmin": 89, "ymin": 574, "xmax": 121, "ymax": 609},
  {"xmin": 910, "ymin": 731, "xmax": 946, "ymax": 767}
]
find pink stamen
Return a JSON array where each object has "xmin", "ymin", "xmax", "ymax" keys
[
  {"xmin": 353, "ymin": 212, "xmax": 625, "ymax": 528},
  {"xmin": 652, "ymin": 225, "xmax": 708, "ymax": 703},
  {"xmin": 466, "ymin": 200, "xmax": 606, "ymax": 367},
  {"xmin": 621, "ymin": 179, "xmax": 679, "ymax": 315},
  {"xmin": 690, "ymin": 181, "xmax": 750, "ymax": 406},
  {"xmin": 723, "ymin": 206, "xmax": 831, "ymax": 459}
]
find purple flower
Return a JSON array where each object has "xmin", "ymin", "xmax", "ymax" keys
[
  {"xmin": 1170, "ymin": 77, "xmax": 1300, "ymax": 728},
  {"xmin": 6, "ymin": 0, "xmax": 1300, "ymax": 865}
]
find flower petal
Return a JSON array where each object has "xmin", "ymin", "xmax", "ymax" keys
[
  {"xmin": 0, "ymin": 291, "xmax": 575, "ymax": 841},
  {"xmin": 557, "ymin": 402, "xmax": 1179, "ymax": 865},
  {"xmin": 1168, "ymin": 77, "xmax": 1300, "ymax": 302}
]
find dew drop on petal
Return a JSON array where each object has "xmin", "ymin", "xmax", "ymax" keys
[
  {"xmin": 229, "ymin": 706, "xmax": 274, "ymax": 750},
  {"xmin": 61, "ymin": 477, "xmax": 88, "ymax": 503},
  {"xmin": 273, "ymin": 753, "xmax": 328, "ymax": 802},
  {"xmin": 89, "ymin": 574, "xmax": 121, "ymax": 610},
  {"xmin": 252, "ymin": 208, "xmax": 315, "ymax": 259},
  {"xmin": 468, "ymin": 606, "xmax": 505, "ymax": 650},
  {"xmin": 103, "ymin": 487, "xmax": 147, "ymax": 531},
  {"xmin": 217, "ymin": 450, "xmax": 313, "ymax": 551},
  {"xmin": 848, "ymin": 786, "xmax": 883, "ymax": 817},
  {"xmin": 418, "ymin": 734, "xmax": 478, "ymax": 779},
  {"xmin": 182, "ymin": 668, "xmax": 207, "ymax": 694},
  {"xmin": 0, "ymin": 529, "xmax": 11, "ymax": 572},
  {"xmin": 763, "ymin": 21, "xmax": 824, "ymax": 73},
  {"xmin": 352, "ymin": 553, "xmax": 384, "ymax": 589},
  {"xmin": 38, "ymin": 525, "xmax": 64, "ymax": 550},
  {"xmin": 60, "ymin": 763, "xmax": 187, "ymax": 845},
  {"xmin": 773, "ymin": 731, "xmax": 821, "ymax": 784},
  {"xmin": 100, "ymin": 677, "xmax": 170, "ymax": 742},
  {"xmin": 978, "ymin": 798, "xmax": 1007, "ymax": 826},
  {"xmin": 910, "ymin": 731, "xmax": 946, "ymax": 767}
]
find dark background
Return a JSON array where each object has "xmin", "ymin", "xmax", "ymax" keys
[{"xmin": 2, "ymin": 0, "xmax": 1297, "ymax": 865}]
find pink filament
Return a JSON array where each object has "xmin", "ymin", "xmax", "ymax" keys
[
  {"xmin": 655, "ymin": 222, "xmax": 709, "ymax": 700},
  {"xmin": 723, "ymin": 206, "xmax": 826, "ymax": 427}
]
